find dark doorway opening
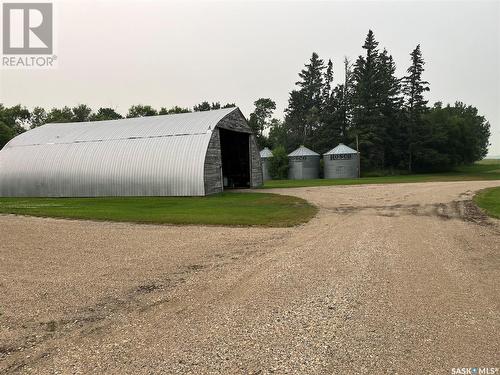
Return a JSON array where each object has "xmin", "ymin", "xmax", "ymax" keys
[{"xmin": 219, "ymin": 128, "xmax": 250, "ymax": 189}]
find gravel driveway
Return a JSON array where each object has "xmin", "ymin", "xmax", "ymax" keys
[{"xmin": 1, "ymin": 181, "xmax": 499, "ymax": 374}]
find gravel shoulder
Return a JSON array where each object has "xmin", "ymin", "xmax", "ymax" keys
[{"xmin": 1, "ymin": 180, "xmax": 499, "ymax": 374}]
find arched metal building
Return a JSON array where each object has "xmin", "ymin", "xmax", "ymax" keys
[
  {"xmin": 260, "ymin": 147, "xmax": 273, "ymax": 181},
  {"xmin": 323, "ymin": 143, "xmax": 359, "ymax": 179},
  {"xmin": 0, "ymin": 107, "xmax": 263, "ymax": 197},
  {"xmin": 288, "ymin": 145, "xmax": 320, "ymax": 180}
]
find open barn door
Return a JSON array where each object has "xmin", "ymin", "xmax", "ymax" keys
[{"xmin": 219, "ymin": 128, "xmax": 250, "ymax": 189}]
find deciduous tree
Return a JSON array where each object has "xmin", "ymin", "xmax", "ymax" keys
[
  {"xmin": 90, "ymin": 108, "xmax": 123, "ymax": 121},
  {"xmin": 159, "ymin": 106, "xmax": 191, "ymax": 115},
  {"xmin": 126, "ymin": 105, "xmax": 158, "ymax": 118}
]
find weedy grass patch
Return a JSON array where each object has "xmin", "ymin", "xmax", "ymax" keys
[
  {"xmin": 474, "ymin": 187, "xmax": 500, "ymax": 219},
  {"xmin": 0, "ymin": 192, "xmax": 317, "ymax": 227}
]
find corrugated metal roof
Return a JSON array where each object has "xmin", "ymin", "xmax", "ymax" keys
[
  {"xmin": 288, "ymin": 145, "xmax": 319, "ymax": 157},
  {"xmin": 260, "ymin": 147, "xmax": 273, "ymax": 158},
  {"xmin": 4, "ymin": 107, "xmax": 236, "ymax": 148},
  {"xmin": 324, "ymin": 143, "xmax": 358, "ymax": 155},
  {"xmin": 0, "ymin": 134, "xmax": 211, "ymax": 196},
  {"xmin": 0, "ymin": 107, "xmax": 242, "ymax": 197}
]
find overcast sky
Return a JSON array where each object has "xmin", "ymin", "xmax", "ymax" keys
[{"xmin": 1, "ymin": 0, "xmax": 499, "ymax": 155}]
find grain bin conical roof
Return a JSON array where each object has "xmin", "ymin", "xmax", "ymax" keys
[
  {"xmin": 324, "ymin": 143, "xmax": 358, "ymax": 155},
  {"xmin": 288, "ymin": 145, "xmax": 319, "ymax": 157},
  {"xmin": 260, "ymin": 147, "xmax": 273, "ymax": 158}
]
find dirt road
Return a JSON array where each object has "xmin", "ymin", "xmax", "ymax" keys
[{"xmin": 1, "ymin": 181, "xmax": 499, "ymax": 374}]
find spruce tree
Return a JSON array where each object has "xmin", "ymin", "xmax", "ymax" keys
[
  {"xmin": 404, "ymin": 45, "xmax": 429, "ymax": 113},
  {"xmin": 296, "ymin": 52, "xmax": 325, "ymax": 109},
  {"xmin": 284, "ymin": 52, "xmax": 325, "ymax": 149},
  {"xmin": 338, "ymin": 58, "xmax": 354, "ymax": 142},
  {"xmin": 351, "ymin": 30, "xmax": 385, "ymax": 169},
  {"xmin": 322, "ymin": 59, "xmax": 333, "ymax": 104},
  {"xmin": 403, "ymin": 44, "xmax": 430, "ymax": 172},
  {"xmin": 378, "ymin": 49, "xmax": 404, "ymax": 169},
  {"xmin": 318, "ymin": 85, "xmax": 343, "ymax": 153},
  {"xmin": 317, "ymin": 59, "xmax": 337, "ymax": 153},
  {"xmin": 316, "ymin": 58, "xmax": 355, "ymax": 153}
]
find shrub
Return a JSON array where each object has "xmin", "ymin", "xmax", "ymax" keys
[{"xmin": 269, "ymin": 145, "xmax": 289, "ymax": 179}]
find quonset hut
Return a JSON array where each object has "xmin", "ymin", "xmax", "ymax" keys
[
  {"xmin": 0, "ymin": 107, "xmax": 263, "ymax": 197},
  {"xmin": 260, "ymin": 147, "xmax": 273, "ymax": 181},
  {"xmin": 288, "ymin": 145, "xmax": 320, "ymax": 180},
  {"xmin": 323, "ymin": 143, "xmax": 359, "ymax": 179}
]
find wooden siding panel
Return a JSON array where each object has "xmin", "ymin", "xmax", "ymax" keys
[{"xmin": 203, "ymin": 129, "xmax": 223, "ymax": 195}]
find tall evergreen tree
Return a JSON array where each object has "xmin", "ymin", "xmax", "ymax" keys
[
  {"xmin": 322, "ymin": 59, "xmax": 333, "ymax": 104},
  {"xmin": 402, "ymin": 44, "xmax": 430, "ymax": 172},
  {"xmin": 404, "ymin": 45, "xmax": 429, "ymax": 113},
  {"xmin": 296, "ymin": 52, "xmax": 325, "ymax": 107},
  {"xmin": 337, "ymin": 58, "xmax": 355, "ymax": 142},
  {"xmin": 378, "ymin": 49, "xmax": 404, "ymax": 169},
  {"xmin": 318, "ymin": 88, "xmax": 342, "ymax": 153},
  {"xmin": 351, "ymin": 30, "xmax": 385, "ymax": 169},
  {"xmin": 284, "ymin": 52, "xmax": 325, "ymax": 149},
  {"xmin": 317, "ymin": 59, "xmax": 341, "ymax": 153}
]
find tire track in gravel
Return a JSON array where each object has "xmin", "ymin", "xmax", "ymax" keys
[
  {"xmin": 1, "ymin": 180, "xmax": 499, "ymax": 374},
  {"xmin": 0, "ymin": 225, "xmax": 291, "ymax": 374}
]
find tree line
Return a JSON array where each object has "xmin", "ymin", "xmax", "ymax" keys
[
  {"xmin": 251, "ymin": 30, "xmax": 490, "ymax": 173},
  {"xmin": 0, "ymin": 30, "xmax": 491, "ymax": 173},
  {"xmin": 0, "ymin": 101, "xmax": 235, "ymax": 148}
]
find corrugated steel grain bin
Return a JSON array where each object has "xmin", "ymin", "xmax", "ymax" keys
[
  {"xmin": 0, "ymin": 107, "xmax": 263, "ymax": 197},
  {"xmin": 288, "ymin": 145, "xmax": 320, "ymax": 180},
  {"xmin": 260, "ymin": 147, "xmax": 273, "ymax": 181},
  {"xmin": 323, "ymin": 143, "xmax": 359, "ymax": 179}
]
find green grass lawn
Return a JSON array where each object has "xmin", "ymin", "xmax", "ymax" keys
[
  {"xmin": 0, "ymin": 193, "xmax": 317, "ymax": 227},
  {"xmin": 263, "ymin": 160, "xmax": 500, "ymax": 189},
  {"xmin": 476, "ymin": 158, "xmax": 500, "ymax": 165},
  {"xmin": 474, "ymin": 187, "xmax": 500, "ymax": 219}
]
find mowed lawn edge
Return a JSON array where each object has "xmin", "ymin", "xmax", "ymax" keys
[
  {"xmin": 474, "ymin": 187, "xmax": 500, "ymax": 219},
  {"xmin": 261, "ymin": 160, "xmax": 500, "ymax": 189},
  {"xmin": 0, "ymin": 192, "xmax": 318, "ymax": 227}
]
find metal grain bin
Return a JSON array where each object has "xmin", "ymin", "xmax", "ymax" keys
[
  {"xmin": 323, "ymin": 143, "xmax": 359, "ymax": 179},
  {"xmin": 288, "ymin": 145, "xmax": 320, "ymax": 180},
  {"xmin": 260, "ymin": 147, "xmax": 273, "ymax": 181}
]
